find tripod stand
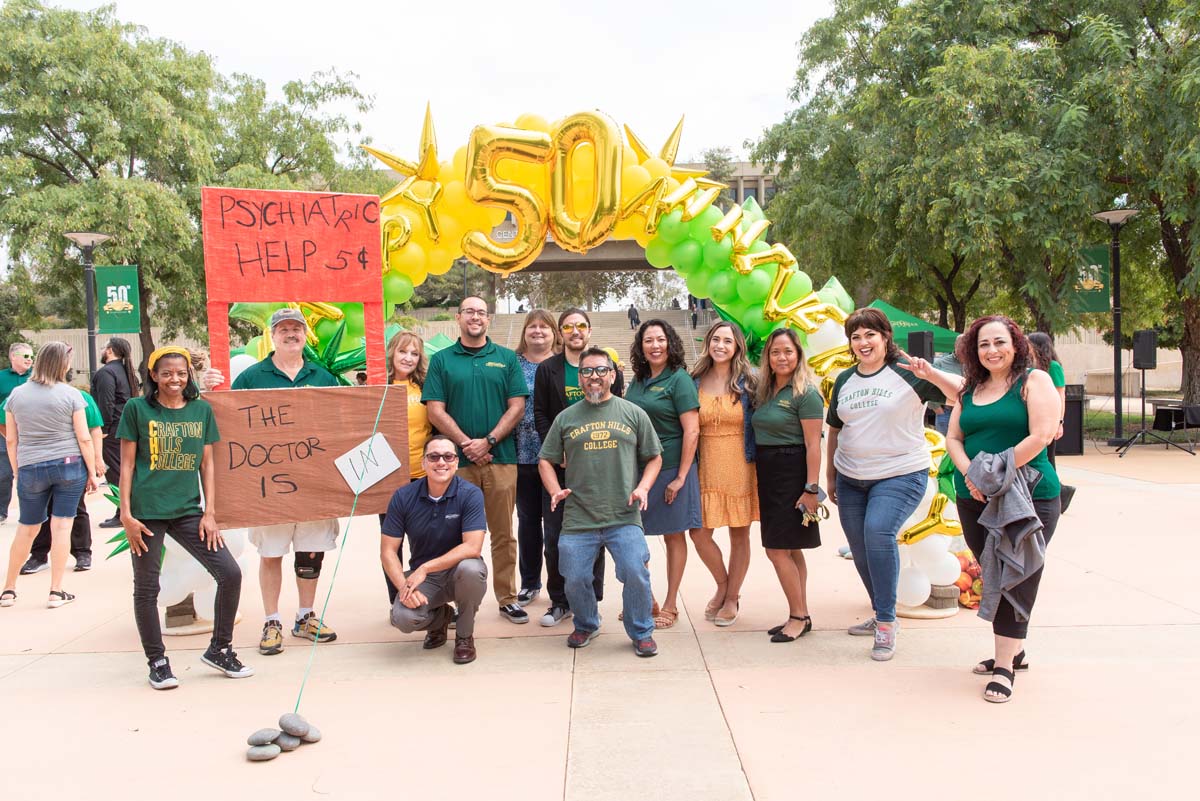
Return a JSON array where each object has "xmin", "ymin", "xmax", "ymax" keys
[{"xmin": 1115, "ymin": 369, "xmax": 1195, "ymax": 457}]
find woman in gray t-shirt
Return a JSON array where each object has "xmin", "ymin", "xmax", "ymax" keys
[{"xmin": 1, "ymin": 342, "xmax": 97, "ymax": 609}]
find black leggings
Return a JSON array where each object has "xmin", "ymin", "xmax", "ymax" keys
[
  {"xmin": 130, "ymin": 515, "xmax": 241, "ymax": 663},
  {"xmin": 958, "ymin": 496, "xmax": 1060, "ymax": 639}
]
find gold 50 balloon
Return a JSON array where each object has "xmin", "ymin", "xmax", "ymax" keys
[{"xmin": 365, "ymin": 105, "xmax": 849, "ymax": 338}]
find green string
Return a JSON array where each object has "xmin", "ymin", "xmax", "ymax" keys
[{"xmin": 293, "ymin": 383, "xmax": 390, "ymax": 714}]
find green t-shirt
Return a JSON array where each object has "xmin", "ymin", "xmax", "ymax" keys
[
  {"xmin": 1048, "ymin": 360, "xmax": 1066, "ymax": 388},
  {"xmin": 750, "ymin": 384, "xmax": 824, "ymax": 447},
  {"xmin": 422, "ymin": 338, "xmax": 529, "ymax": 465},
  {"xmin": 538, "ymin": 396, "xmax": 662, "ymax": 533},
  {"xmin": 1, "ymin": 388, "xmax": 102, "ymax": 429},
  {"xmin": 953, "ymin": 378, "xmax": 1060, "ymax": 500},
  {"xmin": 230, "ymin": 353, "xmax": 340, "ymax": 390},
  {"xmin": 116, "ymin": 397, "xmax": 220, "ymax": 519},
  {"xmin": 0, "ymin": 367, "xmax": 30, "ymax": 410},
  {"xmin": 564, "ymin": 361, "xmax": 584, "ymax": 406},
  {"xmin": 624, "ymin": 367, "xmax": 700, "ymax": 470}
]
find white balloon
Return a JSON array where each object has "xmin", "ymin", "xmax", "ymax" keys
[
  {"xmin": 223, "ymin": 528, "xmax": 248, "ymax": 560},
  {"xmin": 912, "ymin": 533, "xmax": 952, "ymax": 573},
  {"xmin": 897, "ymin": 543, "xmax": 913, "ymax": 568},
  {"xmin": 897, "ymin": 566, "xmax": 932, "ymax": 607},
  {"xmin": 158, "ymin": 540, "xmax": 210, "ymax": 606},
  {"xmin": 942, "ymin": 500, "xmax": 960, "ymax": 521},
  {"xmin": 229, "ymin": 354, "xmax": 258, "ymax": 382},
  {"xmin": 928, "ymin": 551, "xmax": 963, "ymax": 586},
  {"xmin": 192, "ymin": 582, "xmax": 219, "ymax": 621},
  {"xmin": 806, "ymin": 319, "xmax": 847, "ymax": 355},
  {"xmin": 899, "ymin": 478, "xmax": 938, "ymax": 535}
]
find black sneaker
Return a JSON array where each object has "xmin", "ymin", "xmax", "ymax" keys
[
  {"xmin": 499, "ymin": 603, "xmax": 529, "ymax": 624},
  {"xmin": 98, "ymin": 514, "xmax": 123, "ymax": 529},
  {"xmin": 516, "ymin": 587, "xmax": 540, "ymax": 607},
  {"xmin": 201, "ymin": 648, "xmax": 255, "ymax": 678},
  {"xmin": 73, "ymin": 554, "xmax": 92, "ymax": 572},
  {"xmin": 19, "ymin": 556, "xmax": 48, "ymax": 575},
  {"xmin": 148, "ymin": 658, "xmax": 179, "ymax": 690}
]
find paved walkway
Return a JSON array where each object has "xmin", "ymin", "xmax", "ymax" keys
[{"xmin": 1, "ymin": 446, "xmax": 1196, "ymax": 800}]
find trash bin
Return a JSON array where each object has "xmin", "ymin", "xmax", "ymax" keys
[{"xmin": 1060, "ymin": 384, "xmax": 1085, "ymax": 455}]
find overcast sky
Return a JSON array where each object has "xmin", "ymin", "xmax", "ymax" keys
[{"xmin": 54, "ymin": 0, "xmax": 832, "ymax": 161}]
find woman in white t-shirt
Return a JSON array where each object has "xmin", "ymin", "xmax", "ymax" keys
[{"xmin": 825, "ymin": 309, "xmax": 961, "ymax": 661}]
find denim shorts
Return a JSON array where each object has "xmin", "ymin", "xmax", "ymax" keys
[{"xmin": 16, "ymin": 456, "xmax": 88, "ymax": 526}]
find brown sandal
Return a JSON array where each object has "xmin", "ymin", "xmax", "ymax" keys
[{"xmin": 653, "ymin": 608, "xmax": 678, "ymax": 629}]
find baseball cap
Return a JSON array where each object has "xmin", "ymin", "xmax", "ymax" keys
[{"xmin": 269, "ymin": 308, "xmax": 308, "ymax": 329}]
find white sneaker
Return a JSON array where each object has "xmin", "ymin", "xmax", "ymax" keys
[
  {"xmin": 539, "ymin": 605, "xmax": 572, "ymax": 627},
  {"xmin": 847, "ymin": 617, "xmax": 877, "ymax": 636}
]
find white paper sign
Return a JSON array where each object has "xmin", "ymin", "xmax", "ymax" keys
[{"xmin": 334, "ymin": 433, "xmax": 403, "ymax": 494}]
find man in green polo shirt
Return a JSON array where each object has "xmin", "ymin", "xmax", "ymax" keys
[
  {"xmin": 232, "ymin": 308, "xmax": 341, "ymax": 655},
  {"xmin": 423, "ymin": 296, "xmax": 529, "ymax": 623},
  {"xmin": 0, "ymin": 342, "xmax": 34, "ymax": 524}
]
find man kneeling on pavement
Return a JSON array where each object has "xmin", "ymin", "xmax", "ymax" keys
[{"xmin": 381, "ymin": 435, "xmax": 487, "ymax": 664}]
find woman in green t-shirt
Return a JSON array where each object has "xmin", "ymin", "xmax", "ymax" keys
[
  {"xmin": 946, "ymin": 317, "xmax": 1061, "ymax": 703},
  {"xmin": 118, "ymin": 347, "xmax": 252, "ymax": 690},
  {"xmin": 625, "ymin": 320, "xmax": 701, "ymax": 629},
  {"xmin": 750, "ymin": 328, "xmax": 826, "ymax": 643}
]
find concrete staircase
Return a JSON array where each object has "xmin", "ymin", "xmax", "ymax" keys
[{"xmin": 486, "ymin": 308, "xmax": 707, "ymax": 383}]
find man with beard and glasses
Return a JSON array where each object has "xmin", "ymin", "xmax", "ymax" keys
[
  {"xmin": 532, "ymin": 308, "xmax": 624, "ymax": 626},
  {"xmin": 538, "ymin": 347, "xmax": 663, "ymax": 658},
  {"xmin": 232, "ymin": 309, "xmax": 341, "ymax": 655}
]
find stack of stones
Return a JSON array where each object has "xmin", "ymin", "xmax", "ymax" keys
[{"xmin": 246, "ymin": 713, "xmax": 322, "ymax": 761}]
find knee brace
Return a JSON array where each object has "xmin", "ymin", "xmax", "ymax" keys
[{"xmin": 294, "ymin": 551, "xmax": 324, "ymax": 579}]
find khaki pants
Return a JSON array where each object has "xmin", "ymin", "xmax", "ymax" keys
[{"xmin": 458, "ymin": 463, "xmax": 518, "ymax": 606}]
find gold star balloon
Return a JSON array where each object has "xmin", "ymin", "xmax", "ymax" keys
[{"xmin": 363, "ymin": 103, "xmax": 445, "ymax": 241}]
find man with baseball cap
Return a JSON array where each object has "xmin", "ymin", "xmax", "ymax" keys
[{"xmin": 232, "ymin": 308, "xmax": 342, "ymax": 655}]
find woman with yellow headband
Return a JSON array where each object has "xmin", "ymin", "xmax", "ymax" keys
[{"xmin": 116, "ymin": 347, "xmax": 253, "ymax": 690}]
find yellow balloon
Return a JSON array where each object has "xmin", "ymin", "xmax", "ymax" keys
[
  {"xmin": 514, "ymin": 113, "xmax": 551, "ymax": 133},
  {"xmin": 437, "ymin": 160, "xmax": 458, "ymax": 185},
  {"xmin": 572, "ymin": 141, "xmax": 595, "ymax": 176},
  {"xmin": 441, "ymin": 180, "xmax": 469, "ymax": 213},
  {"xmin": 622, "ymin": 145, "xmax": 639, "ymax": 169},
  {"xmin": 634, "ymin": 228, "xmax": 652, "ymax": 248},
  {"xmin": 621, "ymin": 164, "xmax": 653, "ymax": 202},
  {"xmin": 452, "ymin": 146, "xmax": 468, "ymax": 178},
  {"xmin": 572, "ymin": 178, "xmax": 595, "ymax": 216},
  {"xmin": 548, "ymin": 111, "xmax": 622, "ymax": 253},
  {"xmin": 387, "ymin": 242, "xmax": 427, "ymax": 278},
  {"xmin": 613, "ymin": 216, "xmax": 641, "ymax": 241},
  {"xmin": 642, "ymin": 157, "xmax": 671, "ymax": 180},
  {"xmin": 427, "ymin": 246, "xmax": 455, "ymax": 275}
]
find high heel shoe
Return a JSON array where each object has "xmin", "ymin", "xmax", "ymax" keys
[{"xmin": 769, "ymin": 615, "xmax": 812, "ymax": 643}]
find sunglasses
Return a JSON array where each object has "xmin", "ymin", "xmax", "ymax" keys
[
  {"xmin": 424, "ymin": 452, "xmax": 459, "ymax": 463},
  {"xmin": 560, "ymin": 322, "xmax": 590, "ymax": 333},
  {"xmin": 579, "ymin": 366, "xmax": 611, "ymax": 377}
]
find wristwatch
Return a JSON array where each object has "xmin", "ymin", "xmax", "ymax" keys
[
  {"xmin": 802, "ymin": 483, "xmax": 820, "ymax": 495},
  {"xmin": 486, "ymin": 434, "xmax": 498, "ymax": 448}
]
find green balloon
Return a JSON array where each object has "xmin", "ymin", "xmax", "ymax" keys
[
  {"xmin": 716, "ymin": 297, "xmax": 751, "ymax": 325},
  {"xmin": 671, "ymin": 239, "xmax": 703, "ymax": 273},
  {"xmin": 741, "ymin": 303, "xmax": 771, "ymax": 338},
  {"xmin": 645, "ymin": 237, "xmax": 673, "ymax": 269},
  {"xmin": 383, "ymin": 272, "xmax": 415, "ymax": 305},
  {"xmin": 736, "ymin": 266, "xmax": 774, "ymax": 304},
  {"xmin": 703, "ymin": 236, "xmax": 734, "ymax": 272},
  {"xmin": 780, "ymin": 269, "xmax": 814, "ymax": 304},
  {"xmin": 656, "ymin": 209, "xmax": 689, "ymax": 244},
  {"xmin": 748, "ymin": 239, "xmax": 770, "ymax": 253},
  {"xmin": 689, "ymin": 206, "xmax": 724, "ymax": 239},
  {"xmin": 685, "ymin": 269, "xmax": 711, "ymax": 299},
  {"xmin": 707, "ymin": 271, "xmax": 739, "ymax": 305}
]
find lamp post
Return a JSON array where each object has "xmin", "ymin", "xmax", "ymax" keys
[
  {"xmin": 64, "ymin": 232, "xmax": 113, "ymax": 379},
  {"xmin": 1091, "ymin": 208, "xmax": 1139, "ymax": 445}
]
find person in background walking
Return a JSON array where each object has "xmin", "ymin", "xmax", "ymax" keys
[
  {"xmin": 689, "ymin": 322, "xmax": 758, "ymax": 627},
  {"xmin": 513, "ymin": 309, "xmax": 561, "ymax": 609},
  {"xmin": 0, "ymin": 342, "xmax": 34, "ymax": 525},
  {"xmin": 625, "ymin": 319, "xmax": 700, "ymax": 629},
  {"xmin": 93, "ymin": 337, "xmax": 138, "ymax": 529},
  {"xmin": 1028, "ymin": 332, "xmax": 1075, "ymax": 513},
  {"xmin": 627, "ymin": 303, "xmax": 641, "ymax": 330}
]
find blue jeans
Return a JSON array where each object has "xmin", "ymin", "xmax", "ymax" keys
[
  {"xmin": 835, "ymin": 469, "xmax": 927, "ymax": 623},
  {"xmin": 559, "ymin": 525, "xmax": 653, "ymax": 642},
  {"xmin": 0, "ymin": 434, "xmax": 12, "ymax": 517},
  {"xmin": 934, "ymin": 406, "xmax": 953, "ymax": 436},
  {"xmin": 16, "ymin": 456, "xmax": 87, "ymax": 526}
]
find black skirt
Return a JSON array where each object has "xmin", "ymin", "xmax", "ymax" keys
[{"xmin": 755, "ymin": 444, "xmax": 821, "ymax": 550}]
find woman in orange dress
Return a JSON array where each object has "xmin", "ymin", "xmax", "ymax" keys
[{"xmin": 689, "ymin": 322, "xmax": 759, "ymax": 626}]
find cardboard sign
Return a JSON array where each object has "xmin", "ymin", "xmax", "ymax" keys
[
  {"xmin": 206, "ymin": 385, "xmax": 409, "ymax": 529},
  {"xmin": 200, "ymin": 186, "xmax": 387, "ymax": 389}
]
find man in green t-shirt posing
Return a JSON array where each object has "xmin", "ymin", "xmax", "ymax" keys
[
  {"xmin": 0, "ymin": 342, "xmax": 33, "ymax": 524},
  {"xmin": 423, "ymin": 296, "xmax": 529, "ymax": 624},
  {"xmin": 538, "ymin": 348, "xmax": 663, "ymax": 658},
  {"xmin": 231, "ymin": 309, "xmax": 341, "ymax": 655}
]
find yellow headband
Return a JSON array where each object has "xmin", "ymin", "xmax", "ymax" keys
[{"xmin": 148, "ymin": 346, "xmax": 192, "ymax": 371}]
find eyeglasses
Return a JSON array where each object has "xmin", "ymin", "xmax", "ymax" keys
[
  {"xmin": 560, "ymin": 322, "xmax": 590, "ymax": 333},
  {"xmin": 579, "ymin": 366, "xmax": 611, "ymax": 377},
  {"xmin": 459, "ymin": 308, "xmax": 489, "ymax": 318},
  {"xmin": 424, "ymin": 452, "xmax": 459, "ymax": 463}
]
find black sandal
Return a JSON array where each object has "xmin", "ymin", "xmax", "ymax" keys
[
  {"xmin": 984, "ymin": 667, "xmax": 1015, "ymax": 703},
  {"xmin": 769, "ymin": 615, "xmax": 812, "ymax": 643},
  {"xmin": 0, "ymin": 589, "xmax": 15, "ymax": 607},
  {"xmin": 973, "ymin": 650, "xmax": 1029, "ymax": 675}
]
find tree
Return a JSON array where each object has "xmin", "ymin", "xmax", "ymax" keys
[
  {"xmin": 0, "ymin": 1, "xmax": 377, "ymax": 369},
  {"xmin": 701, "ymin": 146, "xmax": 737, "ymax": 208},
  {"xmin": 500, "ymin": 270, "xmax": 653, "ymax": 311}
]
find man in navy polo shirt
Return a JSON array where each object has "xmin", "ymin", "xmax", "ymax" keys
[{"xmin": 382, "ymin": 434, "xmax": 488, "ymax": 665}]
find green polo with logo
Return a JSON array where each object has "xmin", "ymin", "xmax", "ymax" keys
[
  {"xmin": 624, "ymin": 367, "xmax": 700, "ymax": 470},
  {"xmin": 422, "ymin": 337, "xmax": 529, "ymax": 464},
  {"xmin": 230, "ymin": 353, "xmax": 340, "ymax": 390},
  {"xmin": 0, "ymin": 367, "xmax": 30, "ymax": 409}
]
